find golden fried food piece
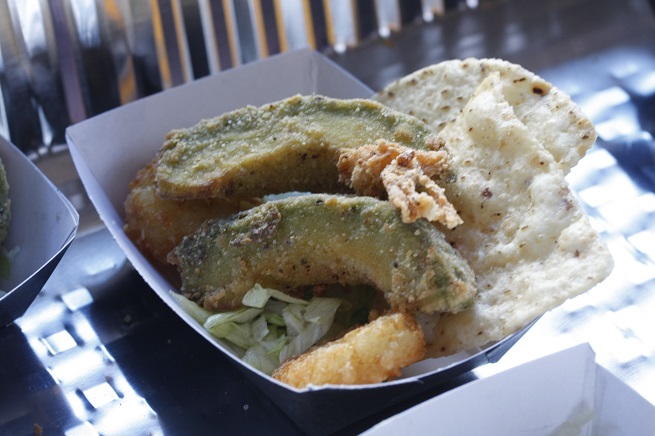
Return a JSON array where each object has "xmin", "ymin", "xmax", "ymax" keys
[
  {"xmin": 168, "ymin": 194, "xmax": 476, "ymax": 313},
  {"xmin": 0, "ymin": 158, "xmax": 9, "ymax": 244},
  {"xmin": 337, "ymin": 140, "xmax": 461, "ymax": 228},
  {"xmin": 156, "ymin": 95, "xmax": 442, "ymax": 200},
  {"xmin": 124, "ymin": 157, "xmax": 257, "ymax": 264},
  {"xmin": 272, "ymin": 312, "xmax": 426, "ymax": 388}
]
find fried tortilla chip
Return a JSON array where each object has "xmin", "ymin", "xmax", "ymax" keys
[
  {"xmin": 378, "ymin": 71, "xmax": 613, "ymax": 356},
  {"xmin": 374, "ymin": 58, "xmax": 596, "ymax": 174}
]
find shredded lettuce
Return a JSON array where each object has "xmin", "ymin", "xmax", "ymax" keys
[
  {"xmin": 205, "ymin": 307, "xmax": 262, "ymax": 328},
  {"xmin": 169, "ymin": 291, "xmax": 213, "ymax": 324},
  {"xmin": 242, "ymin": 283, "xmax": 309, "ymax": 308},
  {"xmin": 173, "ymin": 283, "xmax": 356, "ymax": 375}
]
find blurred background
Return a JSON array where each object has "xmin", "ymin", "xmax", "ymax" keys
[
  {"xmin": 1, "ymin": 0, "xmax": 483, "ymax": 156},
  {"xmin": 1, "ymin": 0, "xmax": 652, "ymax": 156}
]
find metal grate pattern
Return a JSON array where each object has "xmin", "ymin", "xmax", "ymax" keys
[{"xmin": 0, "ymin": 0, "xmax": 487, "ymax": 154}]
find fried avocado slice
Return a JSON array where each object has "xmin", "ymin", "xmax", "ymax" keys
[
  {"xmin": 124, "ymin": 156, "xmax": 259, "ymax": 264},
  {"xmin": 168, "ymin": 194, "xmax": 476, "ymax": 314},
  {"xmin": 156, "ymin": 95, "xmax": 443, "ymax": 200},
  {"xmin": 0, "ymin": 158, "xmax": 10, "ymax": 244}
]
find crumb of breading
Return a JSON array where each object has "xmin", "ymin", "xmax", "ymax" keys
[{"xmin": 337, "ymin": 140, "xmax": 462, "ymax": 228}]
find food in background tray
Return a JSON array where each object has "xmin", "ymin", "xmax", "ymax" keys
[
  {"xmin": 0, "ymin": 157, "xmax": 10, "ymax": 245},
  {"xmin": 124, "ymin": 58, "xmax": 613, "ymax": 387},
  {"xmin": 0, "ymin": 156, "xmax": 11, "ymax": 283}
]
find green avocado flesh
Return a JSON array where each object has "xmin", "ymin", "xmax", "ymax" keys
[
  {"xmin": 168, "ymin": 194, "xmax": 476, "ymax": 314},
  {"xmin": 156, "ymin": 95, "xmax": 442, "ymax": 200},
  {"xmin": 0, "ymin": 158, "xmax": 10, "ymax": 244}
]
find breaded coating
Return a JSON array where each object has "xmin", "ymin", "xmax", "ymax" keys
[
  {"xmin": 124, "ymin": 157, "xmax": 257, "ymax": 264},
  {"xmin": 272, "ymin": 312, "xmax": 426, "ymax": 388},
  {"xmin": 0, "ymin": 158, "xmax": 9, "ymax": 244},
  {"xmin": 156, "ymin": 95, "xmax": 442, "ymax": 200},
  {"xmin": 168, "ymin": 194, "xmax": 476, "ymax": 314},
  {"xmin": 337, "ymin": 140, "xmax": 462, "ymax": 228}
]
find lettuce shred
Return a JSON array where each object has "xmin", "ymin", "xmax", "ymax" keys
[{"xmin": 172, "ymin": 283, "xmax": 360, "ymax": 375}]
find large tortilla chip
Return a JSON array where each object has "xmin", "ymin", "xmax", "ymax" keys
[
  {"xmin": 374, "ymin": 58, "xmax": 596, "ymax": 174},
  {"xmin": 378, "ymin": 71, "xmax": 613, "ymax": 356}
]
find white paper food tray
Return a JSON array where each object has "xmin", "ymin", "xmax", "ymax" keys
[
  {"xmin": 66, "ymin": 48, "xmax": 534, "ymax": 434},
  {"xmin": 363, "ymin": 343, "xmax": 655, "ymax": 435},
  {"xmin": 0, "ymin": 135, "xmax": 79, "ymax": 326}
]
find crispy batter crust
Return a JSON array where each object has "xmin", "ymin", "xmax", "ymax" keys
[
  {"xmin": 156, "ymin": 95, "xmax": 442, "ymax": 200},
  {"xmin": 272, "ymin": 312, "xmax": 426, "ymax": 388},
  {"xmin": 338, "ymin": 140, "xmax": 462, "ymax": 228},
  {"xmin": 124, "ymin": 157, "xmax": 257, "ymax": 264},
  {"xmin": 168, "ymin": 194, "xmax": 476, "ymax": 313}
]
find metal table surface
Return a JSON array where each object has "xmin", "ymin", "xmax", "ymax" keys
[{"xmin": 2, "ymin": 0, "xmax": 655, "ymax": 434}]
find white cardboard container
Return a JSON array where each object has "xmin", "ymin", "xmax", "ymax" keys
[
  {"xmin": 0, "ymin": 135, "xmax": 79, "ymax": 326},
  {"xmin": 66, "ymin": 49, "xmax": 542, "ymax": 434},
  {"xmin": 363, "ymin": 343, "xmax": 655, "ymax": 435}
]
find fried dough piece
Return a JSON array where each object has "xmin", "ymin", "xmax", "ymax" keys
[
  {"xmin": 272, "ymin": 312, "xmax": 426, "ymax": 388},
  {"xmin": 156, "ymin": 95, "xmax": 442, "ymax": 200},
  {"xmin": 374, "ymin": 58, "xmax": 596, "ymax": 174},
  {"xmin": 337, "ymin": 140, "xmax": 461, "ymax": 228},
  {"xmin": 168, "ymin": 194, "xmax": 476, "ymax": 313},
  {"xmin": 0, "ymin": 158, "xmax": 9, "ymax": 244},
  {"xmin": 378, "ymin": 72, "xmax": 613, "ymax": 356},
  {"xmin": 124, "ymin": 157, "xmax": 256, "ymax": 264}
]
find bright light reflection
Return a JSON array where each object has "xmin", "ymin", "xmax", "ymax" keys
[
  {"xmin": 49, "ymin": 349, "xmax": 106, "ymax": 384},
  {"xmin": 69, "ymin": 0, "xmax": 100, "ymax": 47},
  {"xmin": 94, "ymin": 398, "xmax": 161, "ymax": 436},
  {"xmin": 628, "ymin": 230, "xmax": 655, "ymax": 260},
  {"xmin": 69, "ymin": 314, "xmax": 99, "ymax": 344},
  {"xmin": 66, "ymin": 390, "xmax": 89, "ymax": 422},
  {"xmin": 606, "ymin": 239, "xmax": 655, "ymax": 285},
  {"xmin": 595, "ymin": 116, "xmax": 641, "ymax": 141},
  {"xmin": 42, "ymin": 330, "xmax": 78, "ymax": 355},
  {"xmin": 27, "ymin": 337, "xmax": 51, "ymax": 360},
  {"xmin": 12, "ymin": 0, "xmax": 47, "ymax": 57},
  {"xmin": 279, "ymin": 0, "xmax": 310, "ymax": 51},
  {"xmin": 62, "ymin": 287, "xmax": 94, "ymax": 311},
  {"xmin": 15, "ymin": 303, "xmax": 67, "ymax": 334},
  {"xmin": 82, "ymin": 382, "xmax": 119, "ymax": 409},
  {"xmin": 627, "ymin": 71, "xmax": 655, "ymax": 97},
  {"xmin": 579, "ymin": 86, "xmax": 630, "ymax": 120},
  {"xmin": 65, "ymin": 421, "xmax": 99, "ymax": 436}
]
